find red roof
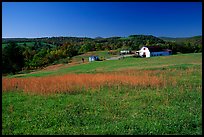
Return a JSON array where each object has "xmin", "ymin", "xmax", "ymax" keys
[
  {"xmin": 146, "ymin": 46, "xmax": 163, "ymax": 52},
  {"xmin": 144, "ymin": 46, "xmax": 172, "ymax": 52}
]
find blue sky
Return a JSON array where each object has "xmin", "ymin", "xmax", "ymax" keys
[{"xmin": 2, "ymin": 2, "xmax": 202, "ymax": 38}]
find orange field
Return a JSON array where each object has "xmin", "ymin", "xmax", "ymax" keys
[{"xmin": 2, "ymin": 70, "xmax": 177, "ymax": 95}]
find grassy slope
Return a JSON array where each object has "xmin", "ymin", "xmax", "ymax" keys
[
  {"xmin": 3, "ymin": 86, "xmax": 201, "ymax": 135},
  {"xmin": 71, "ymin": 50, "xmax": 118, "ymax": 63},
  {"xmin": 7, "ymin": 53, "xmax": 202, "ymax": 78},
  {"xmin": 2, "ymin": 53, "xmax": 202, "ymax": 135}
]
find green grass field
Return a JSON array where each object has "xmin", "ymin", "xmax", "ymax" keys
[
  {"xmin": 2, "ymin": 53, "xmax": 202, "ymax": 135},
  {"xmin": 7, "ymin": 53, "xmax": 201, "ymax": 78},
  {"xmin": 71, "ymin": 50, "xmax": 118, "ymax": 63}
]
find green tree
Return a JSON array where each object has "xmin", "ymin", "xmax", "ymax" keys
[{"xmin": 2, "ymin": 42, "xmax": 25, "ymax": 74}]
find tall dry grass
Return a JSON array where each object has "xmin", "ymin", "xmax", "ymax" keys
[{"xmin": 2, "ymin": 70, "xmax": 177, "ymax": 95}]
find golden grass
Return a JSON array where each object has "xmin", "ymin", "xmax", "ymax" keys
[{"xmin": 2, "ymin": 70, "xmax": 177, "ymax": 95}]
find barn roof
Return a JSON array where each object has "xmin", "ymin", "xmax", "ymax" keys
[{"xmin": 146, "ymin": 46, "xmax": 163, "ymax": 52}]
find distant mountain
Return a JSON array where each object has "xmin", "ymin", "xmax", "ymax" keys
[
  {"xmin": 3, "ymin": 35, "xmax": 166, "ymax": 47},
  {"xmin": 94, "ymin": 36, "xmax": 104, "ymax": 39},
  {"xmin": 159, "ymin": 35, "xmax": 202, "ymax": 43},
  {"xmin": 2, "ymin": 38, "xmax": 32, "ymax": 43},
  {"xmin": 5, "ymin": 35, "xmax": 201, "ymax": 47},
  {"xmin": 159, "ymin": 36, "xmax": 202, "ymax": 50}
]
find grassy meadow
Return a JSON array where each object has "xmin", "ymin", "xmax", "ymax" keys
[
  {"xmin": 71, "ymin": 50, "xmax": 118, "ymax": 63},
  {"xmin": 2, "ymin": 53, "xmax": 202, "ymax": 135}
]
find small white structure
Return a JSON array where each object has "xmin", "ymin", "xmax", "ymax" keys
[
  {"xmin": 89, "ymin": 56, "xmax": 99, "ymax": 62},
  {"xmin": 136, "ymin": 46, "xmax": 172, "ymax": 58},
  {"xmin": 120, "ymin": 50, "xmax": 130, "ymax": 55}
]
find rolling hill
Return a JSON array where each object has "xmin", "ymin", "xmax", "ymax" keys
[{"xmin": 159, "ymin": 35, "xmax": 202, "ymax": 44}]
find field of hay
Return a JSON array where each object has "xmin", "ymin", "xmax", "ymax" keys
[
  {"xmin": 3, "ymin": 69, "xmax": 178, "ymax": 94},
  {"xmin": 2, "ymin": 53, "xmax": 202, "ymax": 135}
]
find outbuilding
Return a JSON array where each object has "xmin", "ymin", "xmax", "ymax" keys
[
  {"xmin": 120, "ymin": 50, "xmax": 130, "ymax": 55},
  {"xmin": 89, "ymin": 56, "xmax": 99, "ymax": 62}
]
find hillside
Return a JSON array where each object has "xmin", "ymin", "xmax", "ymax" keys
[
  {"xmin": 159, "ymin": 35, "xmax": 202, "ymax": 44},
  {"xmin": 2, "ymin": 35, "xmax": 165, "ymax": 49},
  {"xmin": 2, "ymin": 53, "xmax": 202, "ymax": 135},
  {"xmin": 7, "ymin": 53, "xmax": 201, "ymax": 78},
  {"xmin": 2, "ymin": 35, "xmax": 202, "ymax": 75}
]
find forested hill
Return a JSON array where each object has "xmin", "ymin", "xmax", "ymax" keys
[
  {"xmin": 3, "ymin": 35, "xmax": 201, "ymax": 44},
  {"xmin": 159, "ymin": 35, "xmax": 202, "ymax": 44},
  {"xmin": 3, "ymin": 35, "xmax": 165, "ymax": 46},
  {"xmin": 2, "ymin": 34, "xmax": 202, "ymax": 75}
]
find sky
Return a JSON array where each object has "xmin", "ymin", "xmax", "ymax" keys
[{"xmin": 2, "ymin": 2, "xmax": 202, "ymax": 38}]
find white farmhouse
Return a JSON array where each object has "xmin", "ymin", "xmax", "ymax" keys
[{"xmin": 136, "ymin": 46, "xmax": 172, "ymax": 58}]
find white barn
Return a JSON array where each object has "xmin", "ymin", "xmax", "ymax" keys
[{"xmin": 136, "ymin": 46, "xmax": 172, "ymax": 58}]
